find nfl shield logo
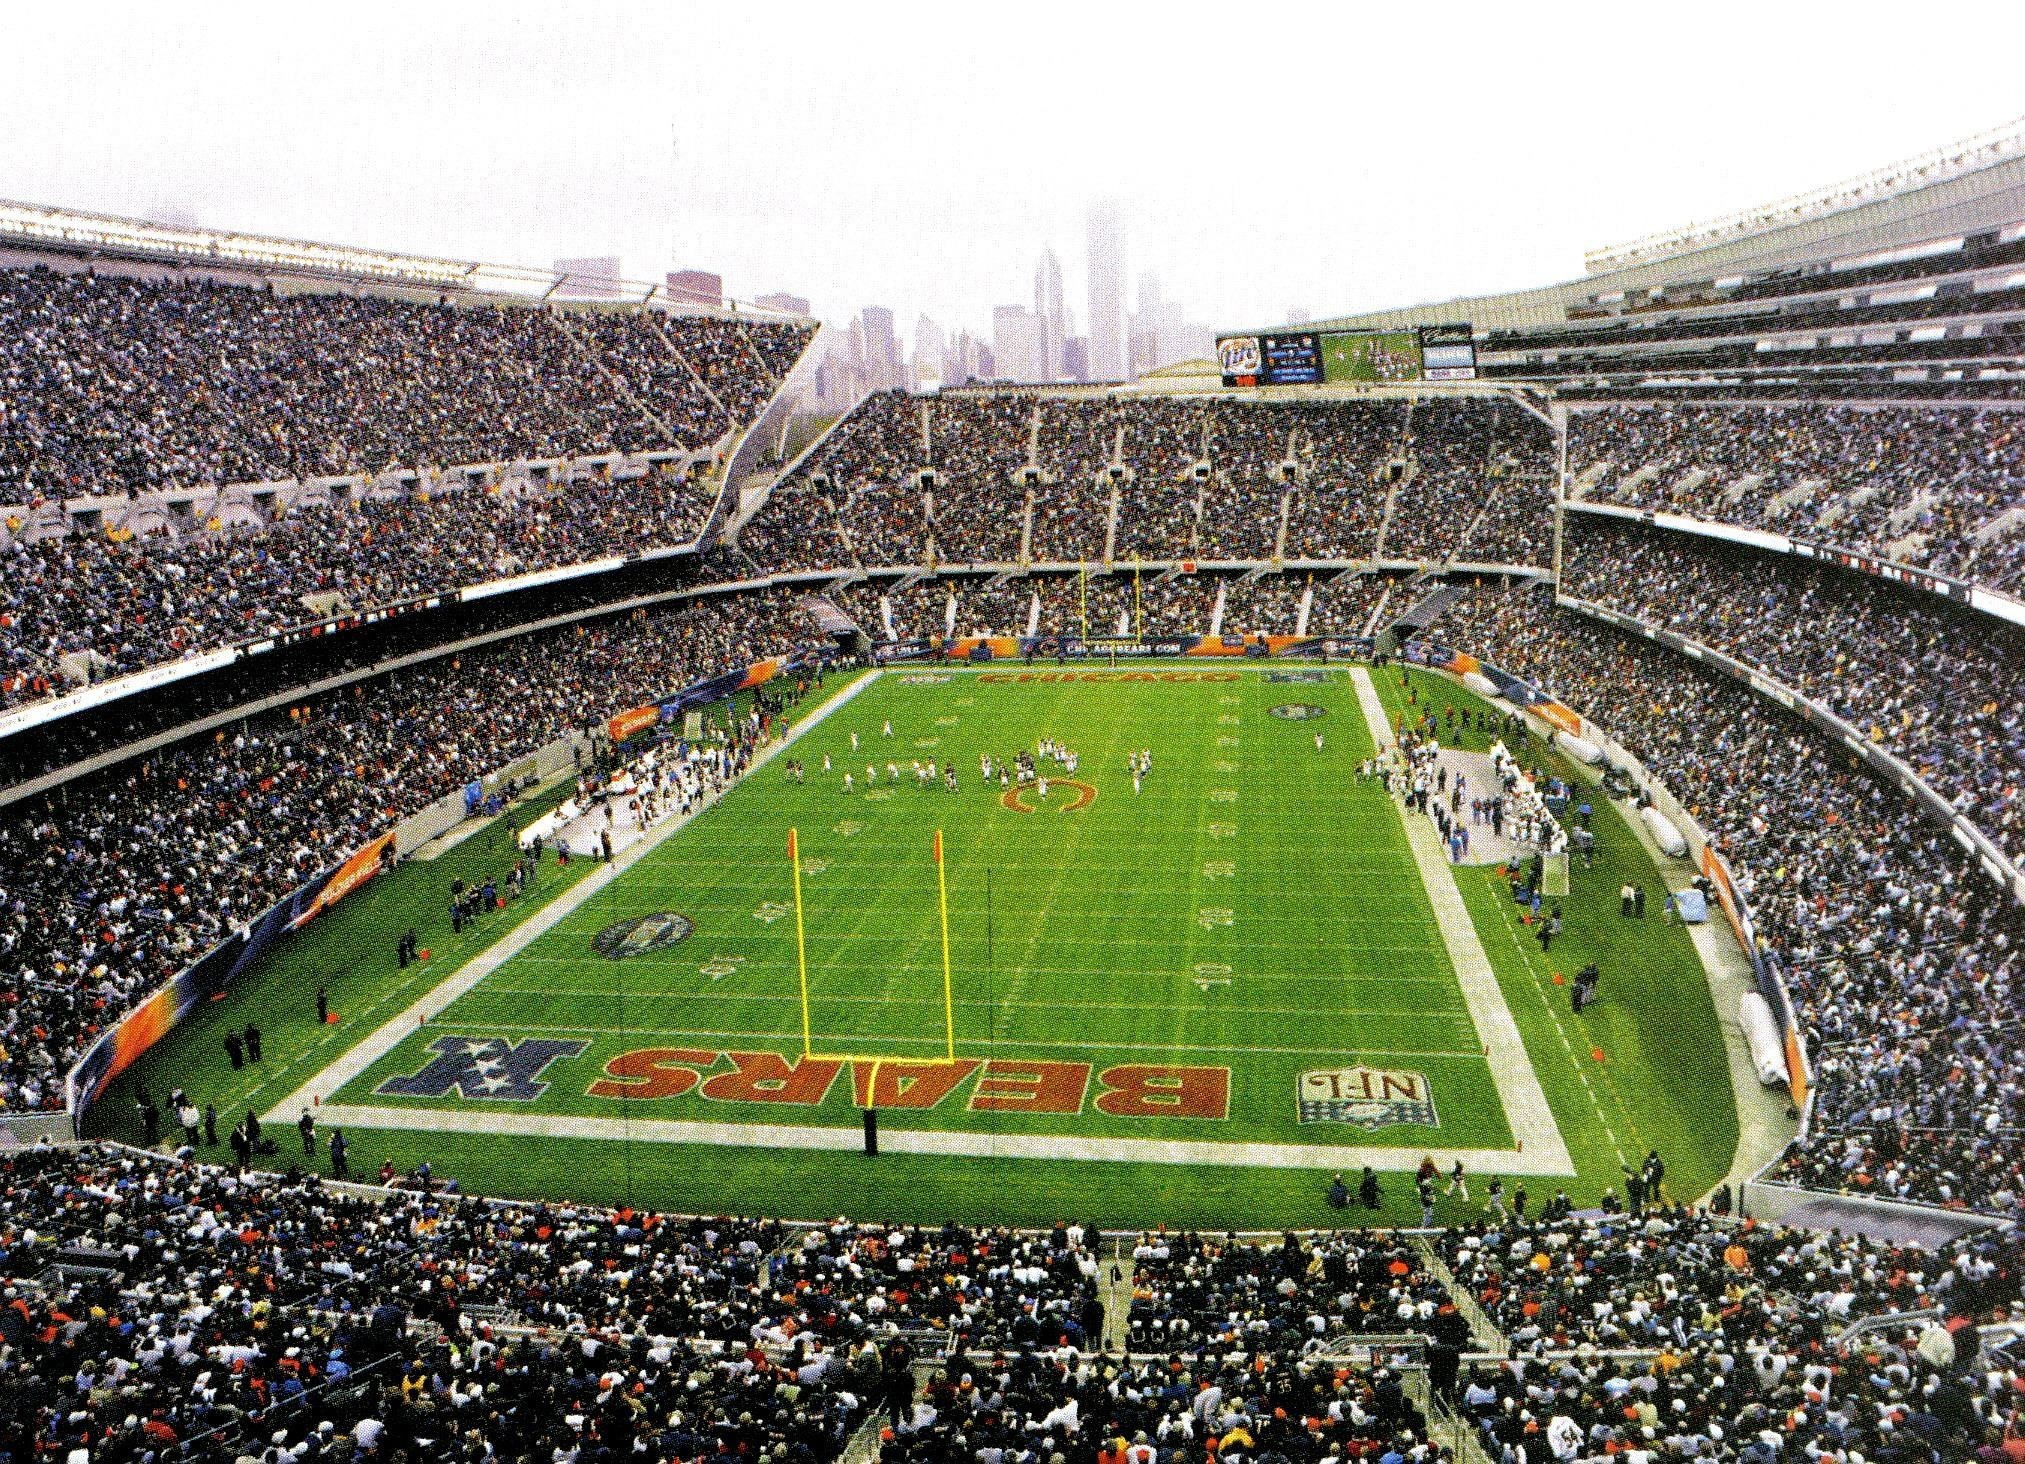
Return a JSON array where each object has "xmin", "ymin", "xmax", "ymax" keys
[{"xmin": 1297, "ymin": 1065, "xmax": 1438, "ymax": 1129}]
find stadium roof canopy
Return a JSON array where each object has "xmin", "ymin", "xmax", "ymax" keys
[
  {"xmin": 1240, "ymin": 116, "xmax": 2025, "ymax": 337},
  {"xmin": 0, "ymin": 197, "xmax": 809, "ymax": 320}
]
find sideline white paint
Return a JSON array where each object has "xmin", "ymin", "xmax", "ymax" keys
[
  {"xmin": 304, "ymin": 1100, "xmax": 1580, "ymax": 1176},
  {"xmin": 267, "ymin": 668, "xmax": 884, "ymax": 1124},
  {"xmin": 1349, "ymin": 667, "xmax": 1573, "ymax": 1173}
]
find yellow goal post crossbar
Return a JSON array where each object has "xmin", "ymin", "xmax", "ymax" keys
[{"xmin": 786, "ymin": 827, "xmax": 962, "ymax": 1100}]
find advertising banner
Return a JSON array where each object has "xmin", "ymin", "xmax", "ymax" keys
[{"xmin": 878, "ymin": 634, "xmax": 1351, "ymax": 664}]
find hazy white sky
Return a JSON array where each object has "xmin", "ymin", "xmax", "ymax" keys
[{"xmin": 3, "ymin": 1, "xmax": 2022, "ymax": 339}]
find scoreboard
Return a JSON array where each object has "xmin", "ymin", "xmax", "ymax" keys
[{"xmin": 1219, "ymin": 322, "xmax": 1477, "ymax": 385}]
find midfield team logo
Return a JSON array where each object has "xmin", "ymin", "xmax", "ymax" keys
[
  {"xmin": 378, "ymin": 1036, "xmax": 588, "ymax": 1101},
  {"xmin": 1297, "ymin": 1065, "xmax": 1438, "ymax": 1129}
]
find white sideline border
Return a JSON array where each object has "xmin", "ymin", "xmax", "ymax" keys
[
  {"xmin": 266, "ymin": 667, "xmax": 885, "ymax": 1124},
  {"xmin": 281, "ymin": 664, "xmax": 1577, "ymax": 1176},
  {"xmin": 1349, "ymin": 668, "xmax": 1573, "ymax": 1173}
]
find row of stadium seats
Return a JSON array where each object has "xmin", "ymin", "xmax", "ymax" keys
[
  {"xmin": 740, "ymin": 393, "xmax": 1555, "ymax": 574},
  {"xmin": 829, "ymin": 571, "xmax": 1404, "ymax": 643},
  {"xmin": 1567, "ymin": 402, "xmax": 2025, "ymax": 590},
  {"xmin": 3, "ymin": 1143, "xmax": 2018, "ymax": 1464}
]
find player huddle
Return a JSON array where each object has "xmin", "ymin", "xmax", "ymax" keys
[{"xmin": 807, "ymin": 722, "xmax": 1143, "ymax": 802}]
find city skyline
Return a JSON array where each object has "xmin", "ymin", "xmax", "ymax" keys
[{"xmin": 804, "ymin": 203, "xmax": 1220, "ymax": 402}]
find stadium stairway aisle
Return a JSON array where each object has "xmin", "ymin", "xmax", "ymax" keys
[
  {"xmin": 1410, "ymin": 1236, "xmax": 1508, "ymax": 1352},
  {"xmin": 1097, "ymin": 1236, "xmax": 1134, "ymax": 1352}
]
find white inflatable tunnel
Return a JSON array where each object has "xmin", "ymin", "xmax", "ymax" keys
[
  {"xmin": 1640, "ymin": 804, "xmax": 1689, "ymax": 858},
  {"xmin": 1556, "ymin": 732, "xmax": 1602, "ymax": 765},
  {"xmin": 1740, "ymin": 992, "xmax": 1789, "ymax": 1087},
  {"xmin": 1461, "ymin": 671, "xmax": 1501, "ymax": 699}
]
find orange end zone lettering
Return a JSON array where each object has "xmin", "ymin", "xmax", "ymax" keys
[
  {"xmin": 849, "ymin": 1059, "xmax": 979, "ymax": 1108},
  {"xmin": 968, "ymin": 1060, "xmax": 1091, "ymax": 1113},
  {"xmin": 699, "ymin": 1051, "xmax": 843, "ymax": 1105},
  {"xmin": 588, "ymin": 1047, "xmax": 717, "ymax": 1101},
  {"xmin": 1093, "ymin": 1064, "xmax": 1230, "ymax": 1119}
]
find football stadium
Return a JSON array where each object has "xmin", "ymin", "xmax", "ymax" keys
[{"xmin": 2, "ymin": 14, "xmax": 2023, "ymax": 1462}]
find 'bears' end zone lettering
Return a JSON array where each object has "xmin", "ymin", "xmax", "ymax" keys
[{"xmin": 586, "ymin": 1049, "xmax": 1230, "ymax": 1119}]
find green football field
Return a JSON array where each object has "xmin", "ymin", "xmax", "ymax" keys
[{"xmin": 88, "ymin": 663, "xmax": 1736, "ymax": 1228}]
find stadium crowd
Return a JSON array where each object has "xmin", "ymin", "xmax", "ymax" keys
[
  {"xmin": 1383, "ymin": 401, "xmax": 1554, "ymax": 568},
  {"xmin": 0, "ymin": 1143, "xmax": 872, "ymax": 1464},
  {"xmin": 1431, "ymin": 588, "xmax": 2025, "ymax": 1216},
  {"xmin": 1559, "ymin": 517, "xmax": 2025, "ymax": 865},
  {"xmin": 0, "ymin": 588, "xmax": 810, "ymax": 1114},
  {"xmin": 1568, "ymin": 402, "xmax": 2025, "ymax": 590},
  {"xmin": 751, "ymin": 393, "xmax": 1553, "ymax": 574},
  {"xmin": 0, "ymin": 265, "xmax": 811, "ymax": 496},
  {"xmin": 0, "ymin": 470, "xmax": 716, "ymax": 708},
  {"xmin": 1126, "ymin": 1229, "xmax": 1461, "ymax": 1348}
]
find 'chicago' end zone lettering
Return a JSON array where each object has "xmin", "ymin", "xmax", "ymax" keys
[
  {"xmin": 583, "ymin": 1049, "xmax": 1230, "ymax": 1120},
  {"xmin": 975, "ymin": 671, "xmax": 1240, "ymax": 685}
]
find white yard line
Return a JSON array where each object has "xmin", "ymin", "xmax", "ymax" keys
[
  {"xmin": 1349, "ymin": 667, "xmax": 1573, "ymax": 1173},
  {"xmin": 304, "ymin": 1101, "xmax": 1580, "ymax": 1176},
  {"xmin": 266, "ymin": 668, "xmax": 885, "ymax": 1123},
  {"xmin": 349, "ymin": 1018, "xmax": 1485, "ymax": 1060}
]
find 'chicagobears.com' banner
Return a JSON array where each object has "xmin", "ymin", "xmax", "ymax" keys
[
  {"xmin": 68, "ymin": 835, "xmax": 396, "ymax": 1113},
  {"xmin": 608, "ymin": 649, "xmax": 832, "ymax": 742},
  {"xmin": 878, "ymin": 634, "xmax": 1370, "ymax": 664}
]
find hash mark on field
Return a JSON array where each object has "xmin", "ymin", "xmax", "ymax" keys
[
  {"xmin": 471, "ymin": 984, "xmax": 1482, "ymax": 1020},
  {"xmin": 1192, "ymin": 961, "xmax": 1233, "ymax": 991}
]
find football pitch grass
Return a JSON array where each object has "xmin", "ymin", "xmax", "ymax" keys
[{"xmin": 88, "ymin": 663, "xmax": 1737, "ymax": 1229}]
